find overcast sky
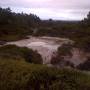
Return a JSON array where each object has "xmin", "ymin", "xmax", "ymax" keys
[{"xmin": 0, "ymin": 0, "xmax": 90, "ymax": 20}]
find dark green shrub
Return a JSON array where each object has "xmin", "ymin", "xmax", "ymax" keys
[
  {"xmin": 77, "ymin": 57, "xmax": 90, "ymax": 71},
  {"xmin": 0, "ymin": 45, "xmax": 43, "ymax": 64},
  {"xmin": 51, "ymin": 44, "xmax": 73, "ymax": 67}
]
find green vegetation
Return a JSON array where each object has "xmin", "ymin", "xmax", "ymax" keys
[
  {"xmin": 0, "ymin": 45, "xmax": 43, "ymax": 64},
  {"xmin": 0, "ymin": 7, "xmax": 40, "ymax": 41},
  {"xmin": 0, "ymin": 59, "xmax": 90, "ymax": 90},
  {"xmin": 57, "ymin": 44, "xmax": 73, "ymax": 56},
  {"xmin": 0, "ymin": 7, "xmax": 90, "ymax": 89},
  {"xmin": 34, "ymin": 14, "xmax": 90, "ymax": 52},
  {"xmin": 51, "ymin": 44, "xmax": 73, "ymax": 67},
  {"xmin": 77, "ymin": 57, "xmax": 90, "ymax": 71},
  {"xmin": 0, "ymin": 7, "xmax": 90, "ymax": 52}
]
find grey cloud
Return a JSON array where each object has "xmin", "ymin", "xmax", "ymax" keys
[
  {"xmin": 0, "ymin": 0, "xmax": 90, "ymax": 9},
  {"xmin": 0, "ymin": 0, "xmax": 90, "ymax": 20}
]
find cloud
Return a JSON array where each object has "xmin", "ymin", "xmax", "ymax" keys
[
  {"xmin": 1, "ymin": 0, "xmax": 90, "ymax": 9},
  {"xmin": 0, "ymin": 0, "xmax": 90, "ymax": 20}
]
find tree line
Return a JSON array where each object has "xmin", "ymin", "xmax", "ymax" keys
[
  {"xmin": 0, "ymin": 7, "xmax": 40, "ymax": 41},
  {"xmin": 0, "ymin": 7, "xmax": 90, "ymax": 52}
]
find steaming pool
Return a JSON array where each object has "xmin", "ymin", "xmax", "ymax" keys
[{"xmin": 7, "ymin": 36, "xmax": 72, "ymax": 64}]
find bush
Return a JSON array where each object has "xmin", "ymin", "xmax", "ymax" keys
[
  {"xmin": 0, "ymin": 45, "xmax": 43, "ymax": 64},
  {"xmin": 0, "ymin": 59, "xmax": 90, "ymax": 90},
  {"xmin": 77, "ymin": 57, "xmax": 90, "ymax": 71},
  {"xmin": 51, "ymin": 44, "xmax": 73, "ymax": 67},
  {"xmin": 57, "ymin": 44, "xmax": 73, "ymax": 56}
]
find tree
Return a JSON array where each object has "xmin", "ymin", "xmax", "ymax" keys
[
  {"xmin": 0, "ymin": 7, "xmax": 13, "ymax": 24},
  {"xmin": 87, "ymin": 12, "xmax": 90, "ymax": 20},
  {"xmin": 82, "ymin": 11, "xmax": 90, "ymax": 26}
]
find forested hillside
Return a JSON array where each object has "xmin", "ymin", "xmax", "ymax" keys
[
  {"xmin": 0, "ymin": 7, "xmax": 40, "ymax": 41},
  {"xmin": 0, "ymin": 7, "xmax": 90, "ymax": 90},
  {"xmin": 0, "ymin": 7, "xmax": 90, "ymax": 52}
]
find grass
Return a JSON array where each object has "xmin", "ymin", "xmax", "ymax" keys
[
  {"xmin": 0, "ymin": 58, "xmax": 90, "ymax": 90},
  {"xmin": 0, "ymin": 35, "xmax": 27, "ymax": 41},
  {"xmin": 0, "ymin": 45, "xmax": 43, "ymax": 64}
]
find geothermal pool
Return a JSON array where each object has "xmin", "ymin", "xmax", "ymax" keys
[{"xmin": 7, "ymin": 36, "xmax": 72, "ymax": 64}]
